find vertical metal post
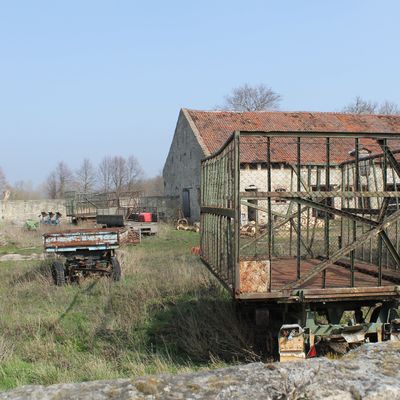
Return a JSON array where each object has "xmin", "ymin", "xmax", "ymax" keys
[
  {"xmin": 393, "ymin": 166, "xmax": 400, "ymax": 266},
  {"xmin": 379, "ymin": 139, "xmax": 388, "ymax": 286},
  {"xmin": 233, "ymin": 132, "xmax": 241, "ymax": 295},
  {"xmin": 351, "ymin": 219, "xmax": 356, "ymax": 287},
  {"xmin": 340, "ymin": 165, "xmax": 344, "ymax": 249},
  {"xmin": 297, "ymin": 137, "xmax": 301, "ymax": 279},
  {"xmin": 306, "ymin": 166, "xmax": 311, "ymax": 245},
  {"xmin": 346, "ymin": 165, "xmax": 350, "ymax": 246},
  {"xmin": 323, "ymin": 138, "xmax": 330, "ymax": 288},
  {"xmin": 267, "ymin": 137, "xmax": 272, "ymax": 292},
  {"xmin": 350, "ymin": 139, "xmax": 360, "ymax": 287},
  {"xmin": 355, "ymin": 139, "xmax": 360, "ymax": 192},
  {"xmin": 289, "ymin": 169, "xmax": 294, "ymax": 256}
]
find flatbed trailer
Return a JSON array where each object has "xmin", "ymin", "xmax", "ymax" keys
[
  {"xmin": 43, "ymin": 227, "xmax": 129, "ymax": 284},
  {"xmin": 200, "ymin": 130, "xmax": 400, "ymax": 360}
]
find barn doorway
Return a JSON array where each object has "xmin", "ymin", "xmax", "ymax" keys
[{"xmin": 182, "ymin": 189, "xmax": 191, "ymax": 218}]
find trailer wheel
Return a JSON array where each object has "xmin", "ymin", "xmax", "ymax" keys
[
  {"xmin": 52, "ymin": 261, "xmax": 66, "ymax": 286},
  {"xmin": 111, "ymin": 256, "xmax": 121, "ymax": 281}
]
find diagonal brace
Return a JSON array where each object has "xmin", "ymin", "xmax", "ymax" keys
[
  {"xmin": 288, "ymin": 197, "xmax": 377, "ymax": 227},
  {"xmin": 282, "ymin": 208, "xmax": 400, "ymax": 290},
  {"xmin": 379, "ymin": 140, "xmax": 400, "ymax": 180}
]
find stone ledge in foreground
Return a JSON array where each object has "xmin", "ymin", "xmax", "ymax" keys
[{"xmin": 1, "ymin": 341, "xmax": 400, "ymax": 400}]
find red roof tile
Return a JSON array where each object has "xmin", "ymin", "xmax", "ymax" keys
[{"xmin": 185, "ymin": 109, "xmax": 400, "ymax": 164}]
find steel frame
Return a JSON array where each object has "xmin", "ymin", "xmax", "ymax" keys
[{"xmin": 200, "ymin": 130, "xmax": 400, "ymax": 304}]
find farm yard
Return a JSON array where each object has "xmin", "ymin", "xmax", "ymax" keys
[{"xmin": 0, "ymin": 224, "xmax": 256, "ymax": 391}]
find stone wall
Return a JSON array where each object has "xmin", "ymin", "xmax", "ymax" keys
[
  {"xmin": 1, "ymin": 342, "xmax": 399, "ymax": 399},
  {"xmin": 163, "ymin": 110, "xmax": 205, "ymax": 222},
  {"xmin": 0, "ymin": 200, "xmax": 66, "ymax": 224}
]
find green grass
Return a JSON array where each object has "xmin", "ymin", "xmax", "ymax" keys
[
  {"xmin": 0, "ymin": 225, "xmax": 256, "ymax": 390},
  {"xmin": 0, "ymin": 245, "xmax": 42, "ymax": 256}
]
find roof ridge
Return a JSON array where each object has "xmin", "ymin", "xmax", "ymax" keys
[{"xmin": 185, "ymin": 108, "xmax": 400, "ymax": 117}]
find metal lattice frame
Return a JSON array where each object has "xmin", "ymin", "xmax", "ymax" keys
[{"xmin": 200, "ymin": 130, "xmax": 400, "ymax": 302}]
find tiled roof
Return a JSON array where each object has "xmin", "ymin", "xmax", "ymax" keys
[{"xmin": 185, "ymin": 109, "xmax": 400, "ymax": 164}]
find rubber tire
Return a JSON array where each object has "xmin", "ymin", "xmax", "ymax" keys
[
  {"xmin": 52, "ymin": 261, "xmax": 66, "ymax": 286},
  {"xmin": 111, "ymin": 256, "xmax": 121, "ymax": 281}
]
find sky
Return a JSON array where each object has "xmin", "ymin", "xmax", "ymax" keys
[{"xmin": 1, "ymin": 0, "xmax": 400, "ymax": 185}]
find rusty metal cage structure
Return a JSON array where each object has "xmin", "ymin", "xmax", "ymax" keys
[
  {"xmin": 200, "ymin": 131, "xmax": 400, "ymax": 304},
  {"xmin": 65, "ymin": 190, "xmax": 143, "ymax": 221}
]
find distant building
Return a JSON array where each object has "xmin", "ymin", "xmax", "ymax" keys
[{"xmin": 163, "ymin": 109, "xmax": 400, "ymax": 222}]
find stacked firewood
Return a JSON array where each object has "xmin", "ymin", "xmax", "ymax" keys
[
  {"xmin": 240, "ymin": 221, "xmax": 267, "ymax": 237},
  {"xmin": 176, "ymin": 219, "xmax": 200, "ymax": 233}
]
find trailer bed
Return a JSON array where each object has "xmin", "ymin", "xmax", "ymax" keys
[
  {"xmin": 200, "ymin": 130, "xmax": 400, "ymax": 306},
  {"xmin": 43, "ymin": 227, "xmax": 131, "ymax": 252},
  {"xmin": 269, "ymin": 258, "xmax": 397, "ymax": 290},
  {"xmin": 235, "ymin": 257, "xmax": 400, "ymax": 303}
]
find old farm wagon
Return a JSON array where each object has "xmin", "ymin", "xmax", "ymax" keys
[
  {"xmin": 44, "ymin": 228, "xmax": 126, "ymax": 285},
  {"xmin": 200, "ymin": 128, "xmax": 400, "ymax": 361}
]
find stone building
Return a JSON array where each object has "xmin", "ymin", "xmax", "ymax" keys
[{"xmin": 163, "ymin": 109, "xmax": 400, "ymax": 222}]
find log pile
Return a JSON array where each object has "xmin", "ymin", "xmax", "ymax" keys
[
  {"xmin": 240, "ymin": 221, "xmax": 267, "ymax": 237},
  {"xmin": 176, "ymin": 219, "xmax": 200, "ymax": 233}
]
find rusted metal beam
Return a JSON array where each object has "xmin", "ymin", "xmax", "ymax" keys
[
  {"xmin": 379, "ymin": 140, "xmax": 400, "ymax": 179},
  {"xmin": 240, "ymin": 130, "xmax": 400, "ymax": 139},
  {"xmin": 267, "ymin": 136, "xmax": 273, "ymax": 291},
  {"xmin": 239, "ymin": 202, "xmax": 309, "ymax": 251},
  {"xmin": 240, "ymin": 191, "xmax": 400, "ymax": 199},
  {"xmin": 282, "ymin": 208, "xmax": 400, "ymax": 290},
  {"xmin": 234, "ymin": 131, "xmax": 241, "ymax": 294},
  {"xmin": 289, "ymin": 219, "xmax": 314, "ymax": 257},
  {"xmin": 323, "ymin": 137, "xmax": 331, "ymax": 288},
  {"xmin": 237, "ymin": 285, "xmax": 400, "ymax": 302},
  {"xmin": 287, "ymin": 197, "xmax": 377, "ymax": 227}
]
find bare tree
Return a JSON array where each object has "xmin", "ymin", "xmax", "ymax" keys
[
  {"xmin": 10, "ymin": 180, "xmax": 43, "ymax": 200},
  {"xmin": 75, "ymin": 158, "xmax": 97, "ymax": 193},
  {"xmin": 0, "ymin": 167, "xmax": 8, "ymax": 198},
  {"xmin": 140, "ymin": 174, "xmax": 164, "ymax": 196},
  {"xmin": 378, "ymin": 100, "xmax": 400, "ymax": 115},
  {"xmin": 221, "ymin": 83, "xmax": 281, "ymax": 111},
  {"xmin": 110, "ymin": 156, "xmax": 127, "ymax": 196},
  {"xmin": 342, "ymin": 96, "xmax": 378, "ymax": 114},
  {"xmin": 98, "ymin": 155, "xmax": 143, "ymax": 194},
  {"xmin": 46, "ymin": 161, "xmax": 73, "ymax": 199},
  {"xmin": 126, "ymin": 155, "xmax": 143, "ymax": 190},
  {"xmin": 98, "ymin": 157, "xmax": 113, "ymax": 192},
  {"xmin": 46, "ymin": 172, "xmax": 58, "ymax": 199},
  {"xmin": 56, "ymin": 161, "xmax": 73, "ymax": 198},
  {"xmin": 342, "ymin": 96, "xmax": 400, "ymax": 115}
]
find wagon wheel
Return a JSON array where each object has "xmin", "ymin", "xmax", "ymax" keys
[
  {"xmin": 51, "ymin": 261, "xmax": 66, "ymax": 286},
  {"xmin": 111, "ymin": 256, "xmax": 121, "ymax": 281}
]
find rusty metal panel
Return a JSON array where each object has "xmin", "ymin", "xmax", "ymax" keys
[
  {"xmin": 239, "ymin": 259, "xmax": 270, "ymax": 293},
  {"xmin": 44, "ymin": 228, "xmax": 121, "ymax": 251}
]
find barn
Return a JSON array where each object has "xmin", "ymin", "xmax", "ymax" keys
[{"xmin": 163, "ymin": 109, "xmax": 400, "ymax": 222}]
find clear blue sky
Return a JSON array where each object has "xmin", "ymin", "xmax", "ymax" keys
[{"xmin": 1, "ymin": 0, "xmax": 399, "ymax": 185}]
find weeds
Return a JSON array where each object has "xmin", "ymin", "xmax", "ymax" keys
[{"xmin": 0, "ymin": 225, "xmax": 252, "ymax": 390}]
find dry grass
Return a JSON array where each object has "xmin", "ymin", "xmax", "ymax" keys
[{"xmin": 0, "ymin": 224, "xmax": 255, "ymax": 390}]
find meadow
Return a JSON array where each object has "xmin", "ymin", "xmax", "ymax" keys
[{"xmin": 0, "ymin": 224, "xmax": 257, "ymax": 390}]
